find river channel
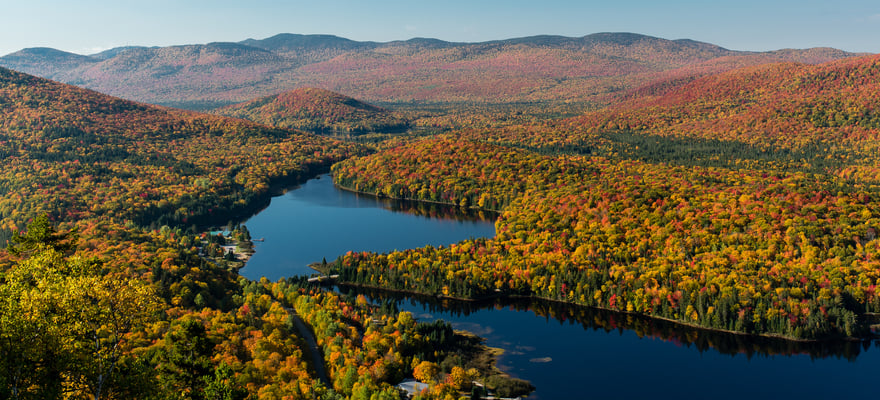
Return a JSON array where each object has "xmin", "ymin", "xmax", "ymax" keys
[{"xmin": 240, "ymin": 174, "xmax": 880, "ymax": 399}]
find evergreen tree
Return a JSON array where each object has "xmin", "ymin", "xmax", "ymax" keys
[
  {"xmin": 203, "ymin": 363, "xmax": 246, "ymax": 400},
  {"xmin": 7, "ymin": 214, "xmax": 76, "ymax": 256},
  {"xmin": 155, "ymin": 320, "xmax": 215, "ymax": 399}
]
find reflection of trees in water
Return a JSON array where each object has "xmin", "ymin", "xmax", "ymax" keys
[
  {"xmin": 338, "ymin": 286, "xmax": 877, "ymax": 361},
  {"xmin": 367, "ymin": 195, "xmax": 498, "ymax": 222}
]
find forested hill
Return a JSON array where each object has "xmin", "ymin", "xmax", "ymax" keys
[
  {"xmin": 1, "ymin": 66, "xmax": 506, "ymax": 399},
  {"xmin": 0, "ymin": 66, "xmax": 361, "ymax": 234},
  {"xmin": 580, "ymin": 53, "xmax": 880, "ymax": 145},
  {"xmin": 0, "ymin": 47, "xmax": 98, "ymax": 77},
  {"xmin": 465, "ymin": 54, "xmax": 880, "ymax": 178},
  {"xmin": 212, "ymin": 87, "xmax": 408, "ymax": 134},
  {"xmin": 0, "ymin": 32, "xmax": 862, "ymax": 108}
]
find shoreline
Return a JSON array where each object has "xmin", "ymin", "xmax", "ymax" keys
[
  {"xmin": 194, "ymin": 162, "xmax": 337, "ymax": 232},
  {"xmin": 332, "ymin": 180, "xmax": 504, "ymax": 214},
  {"xmin": 335, "ymin": 281, "xmax": 873, "ymax": 344},
  {"xmin": 328, "ymin": 180, "xmax": 874, "ymax": 344},
  {"xmin": 238, "ymin": 173, "xmax": 875, "ymax": 345}
]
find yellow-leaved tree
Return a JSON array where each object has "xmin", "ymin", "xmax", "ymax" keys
[
  {"xmin": 0, "ymin": 217, "xmax": 160, "ymax": 400},
  {"xmin": 412, "ymin": 361, "xmax": 440, "ymax": 384}
]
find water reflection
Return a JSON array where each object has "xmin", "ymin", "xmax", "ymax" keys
[
  {"xmin": 270, "ymin": 175, "xmax": 495, "ymax": 222},
  {"xmin": 337, "ymin": 285, "xmax": 876, "ymax": 361},
  {"xmin": 379, "ymin": 197, "xmax": 497, "ymax": 223},
  {"xmin": 239, "ymin": 174, "xmax": 496, "ymax": 280}
]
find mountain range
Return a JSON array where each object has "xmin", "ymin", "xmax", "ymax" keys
[{"xmin": 0, "ymin": 33, "xmax": 861, "ymax": 109}]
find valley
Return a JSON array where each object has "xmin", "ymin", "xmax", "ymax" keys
[{"xmin": 1, "ymin": 31, "xmax": 879, "ymax": 399}]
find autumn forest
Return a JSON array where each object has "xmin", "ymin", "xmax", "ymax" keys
[{"xmin": 1, "ymin": 32, "xmax": 880, "ymax": 399}]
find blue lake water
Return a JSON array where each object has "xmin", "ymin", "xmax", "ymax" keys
[
  {"xmin": 241, "ymin": 174, "xmax": 880, "ymax": 399},
  {"xmin": 344, "ymin": 289, "xmax": 880, "ymax": 400},
  {"xmin": 239, "ymin": 174, "xmax": 496, "ymax": 281}
]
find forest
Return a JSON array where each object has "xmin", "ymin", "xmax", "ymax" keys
[
  {"xmin": 212, "ymin": 88, "xmax": 409, "ymax": 135},
  {"xmin": 330, "ymin": 55, "xmax": 880, "ymax": 341},
  {"xmin": 2, "ymin": 48, "xmax": 880, "ymax": 399},
  {"xmin": 0, "ymin": 67, "xmax": 532, "ymax": 399}
]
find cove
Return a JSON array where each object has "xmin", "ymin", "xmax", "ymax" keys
[
  {"xmin": 238, "ymin": 174, "xmax": 496, "ymax": 281},
  {"xmin": 239, "ymin": 174, "xmax": 880, "ymax": 399}
]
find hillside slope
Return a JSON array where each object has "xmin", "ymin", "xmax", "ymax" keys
[
  {"xmin": 213, "ymin": 87, "xmax": 408, "ymax": 133},
  {"xmin": 325, "ymin": 57, "xmax": 880, "ymax": 341},
  {"xmin": 469, "ymin": 54, "xmax": 880, "ymax": 176},
  {"xmin": 0, "ymin": 66, "xmax": 359, "ymax": 232},
  {"xmin": 576, "ymin": 54, "xmax": 880, "ymax": 149}
]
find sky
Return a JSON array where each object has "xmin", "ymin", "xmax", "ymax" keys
[{"xmin": 2, "ymin": 0, "xmax": 880, "ymax": 57}]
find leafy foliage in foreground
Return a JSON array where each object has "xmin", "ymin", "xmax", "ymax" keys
[{"xmin": 0, "ymin": 218, "xmax": 520, "ymax": 399}]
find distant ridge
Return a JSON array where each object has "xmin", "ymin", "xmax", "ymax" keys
[
  {"xmin": 240, "ymin": 33, "xmax": 377, "ymax": 54},
  {"xmin": 571, "ymin": 53, "xmax": 880, "ymax": 148},
  {"xmin": 0, "ymin": 32, "xmax": 863, "ymax": 109},
  {"xmin": 0, "ymin": 47, "xmax": 98, "ymax": 77},
  {"xmin": 90, "ymin": 46, "xmax": 150, "ymax": 60},
  {"xmin": 2, "ymin": 47, "xmax": 96, "ymax": 64}
]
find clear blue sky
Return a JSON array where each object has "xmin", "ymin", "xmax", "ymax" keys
[{"xmin": 2, "ymin": 0, "xmax": 879, "ymax": 57}]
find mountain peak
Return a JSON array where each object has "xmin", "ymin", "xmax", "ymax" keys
[
  {"xmin": 0, "ymin": 47, "xmax": 98, "ymax": 78},
  {"xmin": 3, "ymin": 47, "xmax": 95, "ymax": 62}
]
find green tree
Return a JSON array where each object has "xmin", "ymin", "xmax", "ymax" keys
[
  {"xmin": 0, "ymin": 216, "xmax": 159, "ymax": 400},
  {"xmin": 7, "ymin": 214, "xmax": 76, "ymax": 256},
  {"xmin": 71, "ymin": 274, "xmax": 160, "ymax": 400},
  {"xmin": 155, "ymin": 319, "xmax": 215, "ymax": 399},
  {"xmin": 0, "ymin": 248, "xmax": 73, "ymax": 399},
  {"xmin": 203, "ymin": 363, "xmax": 247, "ymax": 400}
]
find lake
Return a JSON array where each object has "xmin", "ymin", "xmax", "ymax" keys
[
  {"xmin": 343, "ymin": 288, "xmax": 880, "ymax": 399},
  {"xmin": 239, "ymin": 174, "xmax": 496, "ymax": 281},
  {"xmin": 241, "ymin": 175, "xmax": 880, "ymax": 399}
]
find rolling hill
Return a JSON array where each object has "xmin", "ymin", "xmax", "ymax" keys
[
  {"xmin": 0, "ymin": 32, "xmax": 862, "ymax": 109},
  {"xmin": 3, "ymin": 29, "xmax": 880, "ymax": 399},
  {"xmin": 213, "ymin": 87, "xmax": 408, "ymax": 134},
  {"xmin": 0, "ymin": 47, "xmax": 99, "ymax": 77},
  {"xmin": 575, "ymin": 53, "xmax": 880, "ymax": 148},
  {"xmin": 0, "ymin": 66, "xmax": 360, "ymax": 232},
  {"xmin": 466, "ymin": 53, "xmax": 880, "ymax": 175},
  {"xmin": 0, "ymin": 66, "xmax": 495, "ymax": 399}
]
